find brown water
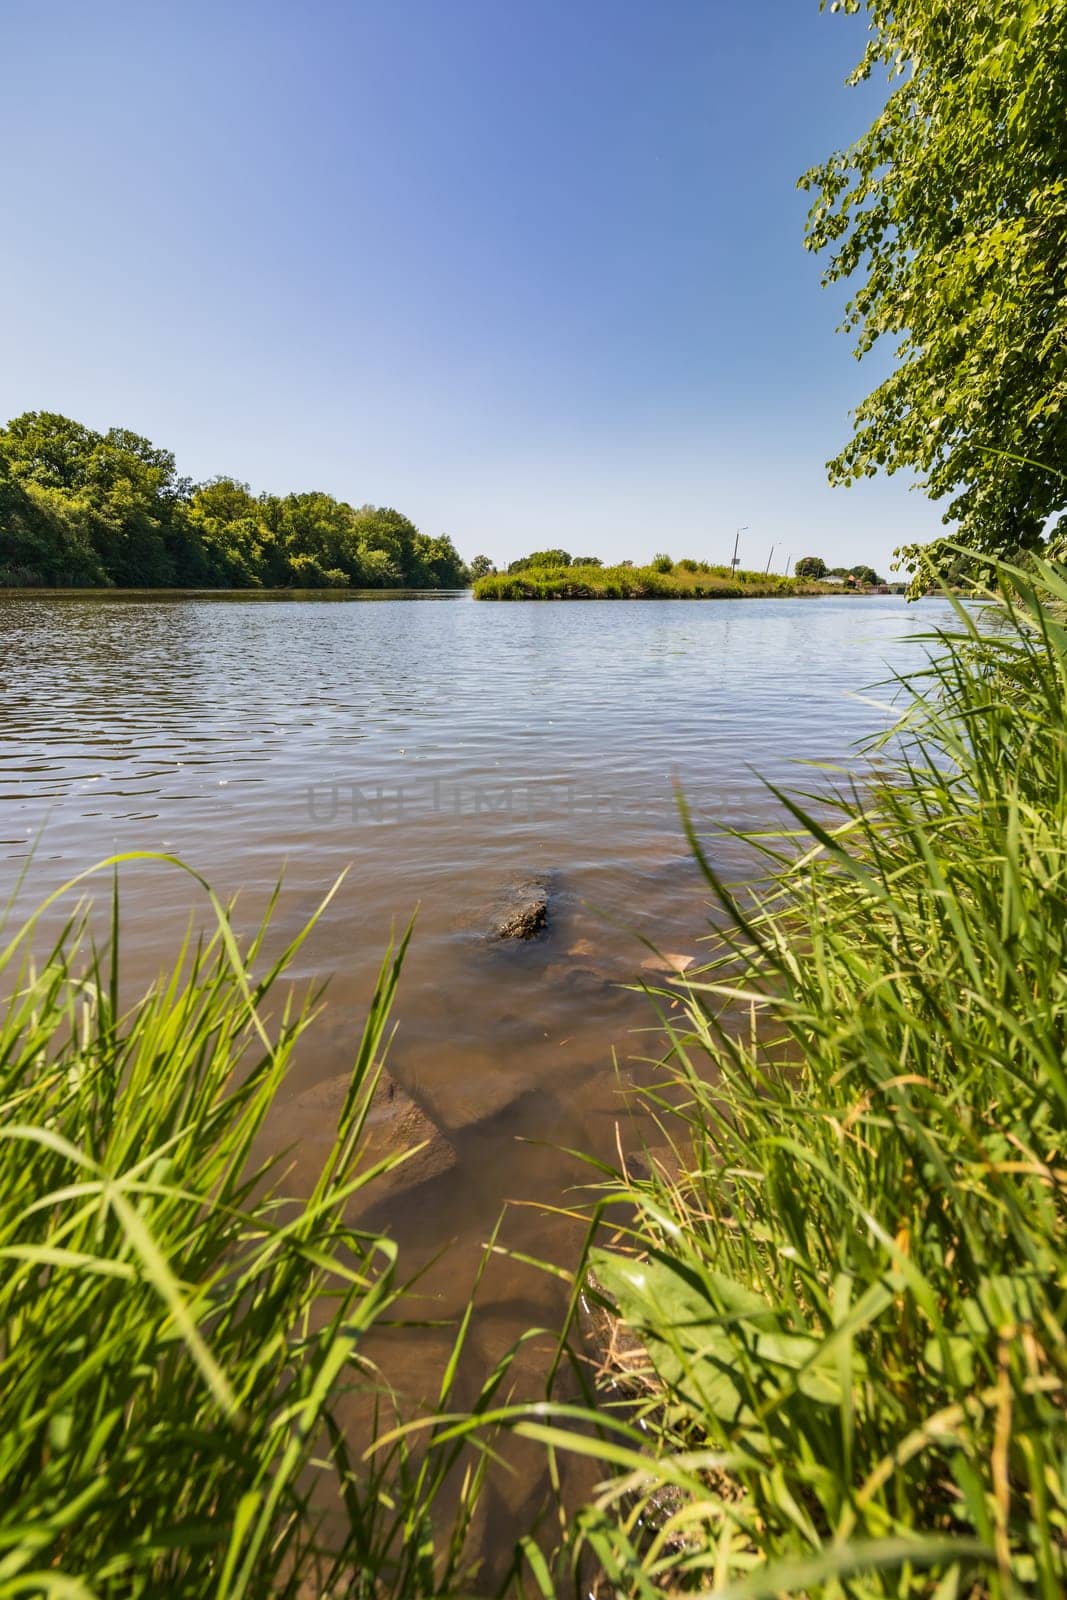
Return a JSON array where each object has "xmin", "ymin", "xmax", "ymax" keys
[{"xmin": 0, "ymin": 588, "xmax": 950, "ymax": 1573}]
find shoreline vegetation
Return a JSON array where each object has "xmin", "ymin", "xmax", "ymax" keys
[
  {"xmin": 0, "ymin": 414, "xmax": 902, "ymax": 602},
  {"xmin": 0, "ymin": 411, "xmax": 469, "ymax": 591},
  {"xmin": 0, "ymin": 585, "xmax": 466, "ymax": 600},
  {"xmin": 473, "ymin": 549, "xmax": 894, "ymax": 600},
  {"xmin": 4, "ymin": 559, "xmax": 1066, "ymax": 1596}
]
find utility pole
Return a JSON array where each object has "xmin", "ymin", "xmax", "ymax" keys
[
  {"xmin": 765, "ymin": 543, "xmax": 777, "ymax": 575},
  {"xmin": 731, "ymin": 525, "xmax": 748, "ymax": 574}
]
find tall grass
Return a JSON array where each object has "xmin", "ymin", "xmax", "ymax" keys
[
  {"xmin": 498, "ymin": 559, "xmax": 1067, "ymax": 1596},
  {"xmin": 0, "ymin": 861, "xmax": 497, "ymax": 1598}
]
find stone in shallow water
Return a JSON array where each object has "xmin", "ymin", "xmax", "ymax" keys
[
  {"xmin": 284, "ymin": 1068, "xmax": 458, "ymax": 1192},
  {"xmin": 485, "ymin": 874, "xmax": 550, "ymax": 941}
]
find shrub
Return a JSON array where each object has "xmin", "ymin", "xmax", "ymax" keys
[{"xmin": 651, "ymin": 553, "xmax": 673, "ymax": 572}]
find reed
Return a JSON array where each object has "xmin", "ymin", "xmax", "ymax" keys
[
  {"xmin": 499, "ymin": 558, "xmax": 1067, "ymax": 1596},
  {"xmin": 0, "ymin": 861, "xmax": 494, "ymax": 1598}
]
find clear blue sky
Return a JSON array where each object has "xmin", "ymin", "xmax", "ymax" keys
[{"xmin": 2, "ymin": 1, "xmax": 941, "ymax": 575}]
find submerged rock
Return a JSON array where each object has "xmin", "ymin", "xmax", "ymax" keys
[
  {"xmin": 542, "ymin": 961, "xmax": 609, "ymax": 995},
  {"xmin": 285, "ymin": 1067, "xmax": 457, "ymax": 1193},
  {"xmin": 485, "ymin": 874, "xmax": 550, "ymax": 941}
]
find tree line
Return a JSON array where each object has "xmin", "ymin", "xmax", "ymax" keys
[{"xmin": 0, "ymin": 411, "xmax": 469, "ymax": 589}]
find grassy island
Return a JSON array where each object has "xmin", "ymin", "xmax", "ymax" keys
[{"xmin": 474, "ymin": 558, "xmax": 846, "ymax": 600}]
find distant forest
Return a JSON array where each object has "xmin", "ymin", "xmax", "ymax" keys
[{"xmin": 0, "ymin": 412, "xmax": 469, "ymax": 590}]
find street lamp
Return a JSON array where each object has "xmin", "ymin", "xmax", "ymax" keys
[
  {"xmin": 731, "ymin": 525, "xmax": 748, "ymax": 574},
  {"xmin": 765, "ymin": 543, "xmax": 778, "ymax": 575}
]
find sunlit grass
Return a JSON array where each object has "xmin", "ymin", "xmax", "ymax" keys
[
  {"xmin": 494, "ymin": 558, "xmax": 1067, "ymax": 1596},
  {"xmin": 0, "ymin": 861, "xmax": 499, "ymax": 1598}
]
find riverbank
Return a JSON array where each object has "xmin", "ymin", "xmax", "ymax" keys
[
  {"xmin": 0, "ymin": 585, "xmax": 467, "ymax": 600},
  {"xmin": 474, "ymin": 559, "xmax": 882, "ymax": 599}
]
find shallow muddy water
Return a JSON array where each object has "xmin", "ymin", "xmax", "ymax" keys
[{"xmin": 0, "ymin": 588, "xmax": 953, "ymax": 1575}]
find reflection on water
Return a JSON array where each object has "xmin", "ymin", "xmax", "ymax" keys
[{"xmin": 0, "ymin": 588, "xmax": 950, "ymax": 1572}]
